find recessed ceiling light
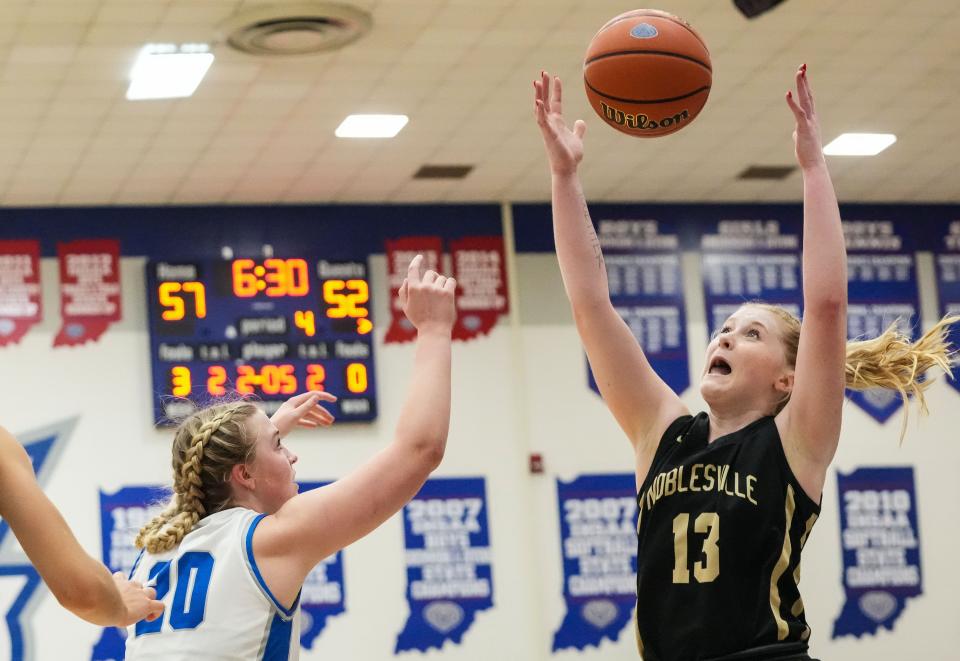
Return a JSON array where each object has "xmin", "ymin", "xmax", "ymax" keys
[
  {"xmin": 335, "ymin": 114, "xmax": 408, "ymax": 138},
  {"xmin": 823, "ymin": 133, "xmax": 897, "ymax": 156},
  {"xmin": 127, "ymin": 43, "xmax": 214, "ymax": 101}
]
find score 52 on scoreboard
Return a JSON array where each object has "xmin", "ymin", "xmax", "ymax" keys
[{"xmin": 147, "ymin": 257, "xmax": 376, "ymax": 424}]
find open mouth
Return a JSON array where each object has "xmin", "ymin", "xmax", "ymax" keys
[{"xmin": 708, "ymin": 357, "xmax": 732, "ymax": 376}]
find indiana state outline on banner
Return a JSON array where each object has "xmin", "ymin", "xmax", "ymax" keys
[
  {"xmin": 395, "ymin": 477, "xmax": 493, "ymax": 653},
  {"xmin": 552, "ymin": 473, "xmax": 638, "ymax": 651},
  {"xmin": 832, "ymin": 466, "xmax": 922, "ymax": 638},
  {"xmin": 0, "ymin": 418, "xmax": 76, "ymax": 661}
]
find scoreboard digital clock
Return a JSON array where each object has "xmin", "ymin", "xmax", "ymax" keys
[{"xmin": 147, "ymin": 257, "xmax": 377, "ymax": 425}]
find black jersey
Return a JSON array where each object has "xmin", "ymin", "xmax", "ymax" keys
[{"xmin": 634, "ymin": 413, "xmax": 821, "ymax": 661}]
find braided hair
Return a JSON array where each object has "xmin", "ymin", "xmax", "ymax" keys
[{"xmin": 136, "ymin": 400, "xmax": 259, "ymax": 553}]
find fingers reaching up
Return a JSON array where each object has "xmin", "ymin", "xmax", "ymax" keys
[{"xmin": 399, "ymin": 255, "xmax": 457, "ymax": 335}]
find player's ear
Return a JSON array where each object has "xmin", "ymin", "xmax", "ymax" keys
[{"xmin": 230, "ymin": 463, "xmax": 255, "ymax": 490}]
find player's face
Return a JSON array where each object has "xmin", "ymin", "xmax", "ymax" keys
[
  {"xmin": 245, "ymin": 410, "xmax": 300, "ymax": 513},
  {"xmin": 699, "ymin": 306, "xmax": 793, "ymax": 412}
]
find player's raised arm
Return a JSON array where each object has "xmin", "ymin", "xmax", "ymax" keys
[
  {"xmin": 0, "ymin": 426, "xmax": 163, "ymax": 626},
  {"xmin": 253, "ymin": 255, "xmax": 455, "ymax": 597},
  {"xmin": 776, "ymin": 66, "xmax": 847, "ymax": 497},
  {"xmin": 534, "ymin": 71, "xmax": 687, "ymax": 456}
]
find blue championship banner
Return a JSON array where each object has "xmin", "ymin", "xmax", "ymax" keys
[
  {"xmin": 92, "ymin": 486, "xmax": 168, "ymax": 661},
  {"xmin": 843, "ymin": 220, "xmax": 920, "ymax": 422},
  {"xmin": 590, "ymin": 219, "xmax": 689, "ymax": 396},
  {"xmin": 700, "ymin": 218, "xmax": 802, "ymax": 337},
  {"xmin": 832, "ymin": 467, "xmax": 921, "ymax": 638},
  {"xmin": 297, "ymin": 482, "xmax": 347, "ymax": 649},
  {"xmin": 553, "ymin": 474, "xmax": 638, "ymax": 651},
  {"xmin": 91, "ymin": 482, "xmax": 345, "ymax": 659},
  {"xmin": 935, "ymin": 219, "xmax": 960, "ymax": 395},
  {"xmin": 395, "ymin": 477, "xmax": 492, "ymax": 653}
]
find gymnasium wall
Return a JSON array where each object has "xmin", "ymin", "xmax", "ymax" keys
[{"xmin": 1, "ymin": 202, "xmax": 958, "ymax": 660}]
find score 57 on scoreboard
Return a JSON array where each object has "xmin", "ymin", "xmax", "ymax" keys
[{"xmin": 147, "ymin": 257, "xmax": 377, "ymax": 425}]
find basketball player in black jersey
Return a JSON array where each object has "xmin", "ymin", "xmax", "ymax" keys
[{"xmin": 533, "ymin": 65, "xmax": 957, "ymax": 661}]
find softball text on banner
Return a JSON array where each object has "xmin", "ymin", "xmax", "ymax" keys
[
  {"xmin": 553, "ymin": 473, "xmax": 638, "ymax": 651},
  {"xmin": 832, "ymin": 466, "xmax": 921, "ymax": 638},
  {"xmin": 395, "ymin": 477, "xmax": 493, "ymax": 653}
]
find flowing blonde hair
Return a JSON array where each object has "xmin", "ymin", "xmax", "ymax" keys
[
  {"xmin": 136, "ymin": 400, "xmax": 259, "ymax": 554},
  {"xmin": 753, "ymin": 303, "xmax": 959, "ymax": 439}
]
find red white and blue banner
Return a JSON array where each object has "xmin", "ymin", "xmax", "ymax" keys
[
  {"xmin": 0, "ymin": 240, "xmax": 42, "ymax": 347},
  {"xmin": 832, "ymin": 466, "xmax": 921, "ymax": 638},
  {"xmin": 395, "ymin": 477, "xmax": 492, "ymax": 653},
  {"xmin": 552, "ymin": 473, "xmax": 638, "ymax": 651},
  {"xmin": 55, "ymin": 239, "xmax": 122, "ymax": 347},
  {"xmin": 842, "ymin": 220, "xmax": 920, "ymax": 422},
  {"xmin": 591, "ymin": 219, "xmax": 690, "ymax": 396}
]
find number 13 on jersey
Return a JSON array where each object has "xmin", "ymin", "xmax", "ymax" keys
[{"xmin": 672, "ymin": 512, "xmax": 719, "ymax": 584}]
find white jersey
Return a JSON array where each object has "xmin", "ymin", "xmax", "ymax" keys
[{"xmin": 125, "ymin": 507, "xmax": 301, "ymax": 660}]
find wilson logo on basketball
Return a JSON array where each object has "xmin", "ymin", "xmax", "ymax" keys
[{"xmin": 600, "ymin": 102, "xmax": 690, "ymax": 131}]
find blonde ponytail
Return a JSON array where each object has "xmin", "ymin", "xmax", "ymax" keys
[
  {"xmin": 753, "ymin": 304, "xmax": 958, "ymax": 438},
  {"xmin": 136, "ymin": 400, "xmax": 258, "ymax": 553},
  {"xmin": 844, "ymin": 315, "xmax": 959, "ymax": 439}
]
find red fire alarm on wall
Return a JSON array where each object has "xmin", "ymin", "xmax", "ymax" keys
[{"xmin": 529, "ymin": 452, "xmax": 544, "ymax": 474}]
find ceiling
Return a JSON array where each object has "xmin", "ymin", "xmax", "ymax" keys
[{"xmin": 0, "ymin": 0, "xmax": 958, "ymax": 207}]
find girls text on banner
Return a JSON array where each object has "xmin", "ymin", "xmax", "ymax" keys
[
  {"xmin": 553, "ymin": 473, "xmax": 638, "ymax": 651},
  {"xmin": 395, "ymin": 477, "xmax": 493, "ymax": 653},
  {"xmin": 700, "ymin": 218, "xmax": 803, "ymax": 337},
  {"xmin": 0, "ymin": 240, "xmax": 42, "ymax": 347}
]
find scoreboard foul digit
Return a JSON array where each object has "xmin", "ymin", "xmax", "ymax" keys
[{"xmin": 147, "ymin": 257, "xmax": 377, "ymax": 424}]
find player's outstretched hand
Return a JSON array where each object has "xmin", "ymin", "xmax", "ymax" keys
[
  {"xmin": 534, "ymin": 71, "xmax": 586, "ymax": 176},
  {"xmin": 114, "ymin": 571, "xmax": 164, "ymax": 627},
  {"xmin": 272, "ymin": 390, "xmax": 337, "ymax": 435},
  {"xmin": 398, "ymin": 254, "xmax": 456, "ymax": 336},
  {"xmin": 785, "ymin": 64, "xmax": 825, "ymax": 171}
]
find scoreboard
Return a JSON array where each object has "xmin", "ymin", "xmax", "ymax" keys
[{"xmin": 147, "ymin": 257, "xmax": 376, "ymax": 424}]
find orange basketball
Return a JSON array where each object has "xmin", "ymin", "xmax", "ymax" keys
[{"xmin": 584, "ymin": 9, "xmax": 712, "ymax": 138}]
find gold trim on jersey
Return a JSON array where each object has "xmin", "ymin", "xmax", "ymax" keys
[
  {"xmin": 790, "ymin": 513, "xmax": 819, "ymax": 619},
  {"xmin": 769, "ymin": 484, "xmax": 796, "ymax": 640},
  {"xmin": 635, "ymin": 605, "xmax": 645, "ymax": 657}
]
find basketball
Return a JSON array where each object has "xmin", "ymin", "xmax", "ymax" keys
[{"xmin": 584, "ymin": 9, "xmax": 712, "ymax": 138}]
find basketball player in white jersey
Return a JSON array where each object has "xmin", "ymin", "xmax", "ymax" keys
[{"xmin": 125, "ymin": 255, "xmax": 456, "ymax": 659}]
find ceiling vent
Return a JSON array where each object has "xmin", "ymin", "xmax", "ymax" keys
[
  {"xmin": 414, "ymin": 165, "xmax": 474, "ymax": 180},
  {"xmin": 737, "ymin": 165, "xmax": 796, "ymax": 180},
  {"xmin": 222, "ymin": 2, "xmax": 372, "ymax": 56}
]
